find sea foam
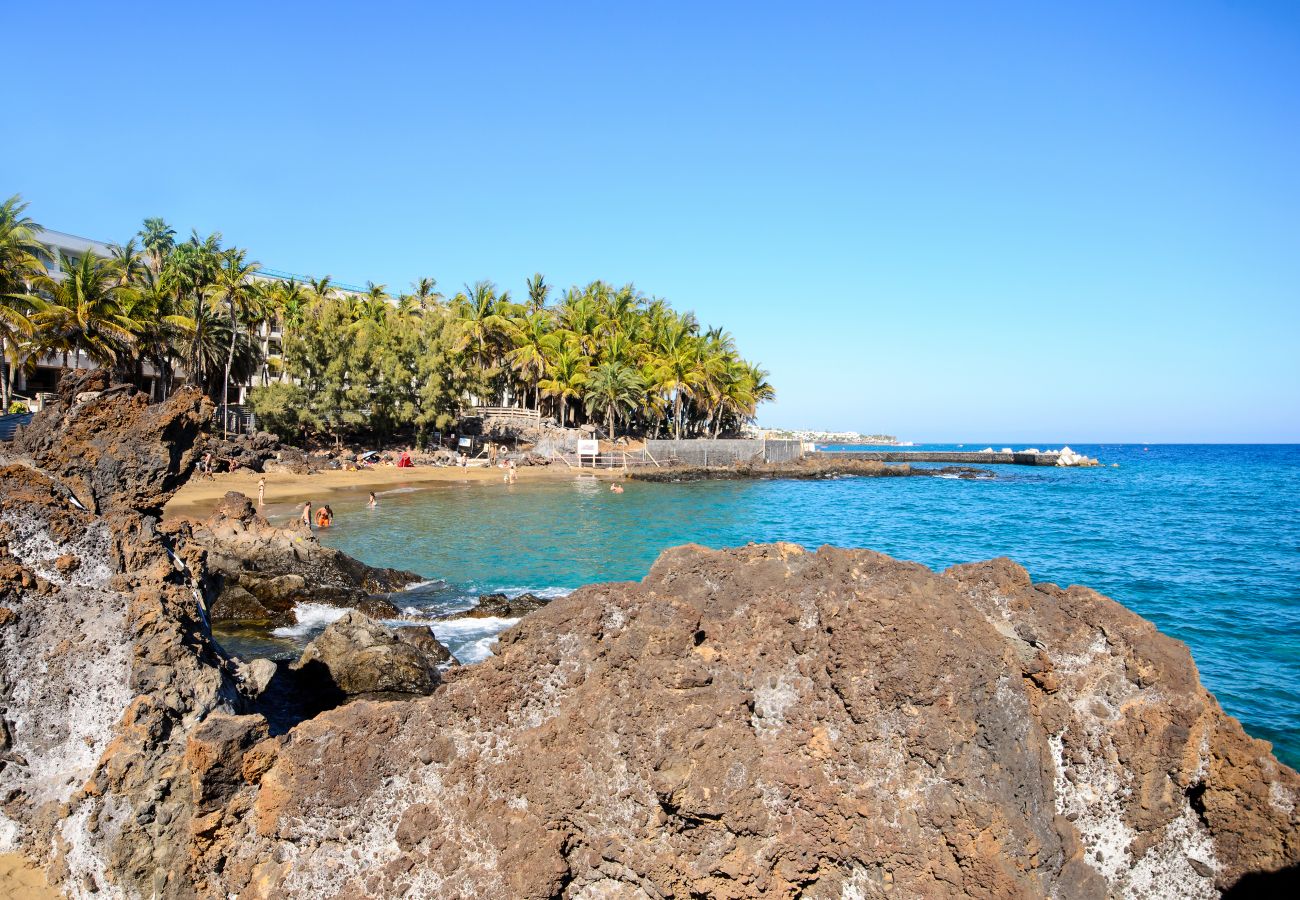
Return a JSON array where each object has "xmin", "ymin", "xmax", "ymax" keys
[{"xmin": 272, "ymin": 603, "xmax": 353, "ymax": 637}]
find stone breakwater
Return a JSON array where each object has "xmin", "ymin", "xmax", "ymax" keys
[
  {"xmin": 0, "ymin": 375, "xmax": 1297, "ymax": 898},
  {"xmin": 632, "ymin": 457, "xmax": 993, "ymax": 482}
]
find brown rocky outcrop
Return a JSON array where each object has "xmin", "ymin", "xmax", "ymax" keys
[
  {"xmin": 182, "ymin": 492, "xmax": 420, "ymax": 626},
  {"xmin": 0, "ymin": 374, "xmax": 247, "ymax": 897},
  {"xmin": 192, "ymin": 544, "xmax": 1297, "ymax": 899}
]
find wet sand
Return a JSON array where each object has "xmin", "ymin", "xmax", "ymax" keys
[
  {"xmin": 0, "ymin": 853, "xmax": 61, "ymax": 899},
  {"xmin": 165, "ymin": 463, "xmax": 622, "ymax": 521}
]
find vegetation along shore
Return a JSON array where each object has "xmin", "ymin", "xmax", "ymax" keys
[{"xmin": 1, "ymin": 194, "xmax": 773, "ymax": 447}]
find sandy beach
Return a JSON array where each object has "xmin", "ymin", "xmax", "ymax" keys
[
  {"xmin": 164, "ymin": 462, "xmax": 622, "ymax": 521},
  {"xmin": 0, "ymin": 853, "xmax": 60, "ymax": 899}
]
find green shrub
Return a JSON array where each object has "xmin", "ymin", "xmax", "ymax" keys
[{"xmin": 247, "ymin": 383, "xmax": 306, "ymax": 442}]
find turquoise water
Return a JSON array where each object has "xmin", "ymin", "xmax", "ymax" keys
[{"xmin": 262, "ymin": 444, "xmax": 1300, "ymax": 769}]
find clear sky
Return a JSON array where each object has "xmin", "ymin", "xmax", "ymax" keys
[{"xmin": 4, "ymin": 1, "xmax": 1298, "ymax": 441}]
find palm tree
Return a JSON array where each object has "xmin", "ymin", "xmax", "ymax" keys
[
  {"xmin": 128, "ymin": 267, "xmax": 193, "ymax": 397},
  {"xmin": 526, "ymin": 273, "xmax": 549, "ymax": 311},
  {"xmin": 584, "ymin": 360, "xmax": 643, "ymax": 439},
  {"xmin": 107, "ymin": 239, "xmax": 148, "ymax": 287},
  {"xmin": 0, "ymin": 194, "xmax": 47, "ymax": 409},
  {"xmin": 31, "ymin": 252, "xmax": 141, "ymax": 371},
  {"xmin": 137, "ymin": 217, "xmax": 176, "ymax": 275},
  {"xmin": 557, "ymin": 289, "xmax": 600, "ymax": 355},
  {"xmin": 206, "ymin": 248, "xmax": 261, "ymax": 434},
  {"xmin": 538, "ymin": 339, "xmax": 589, "ymax": 427},
  {"xmin": 502, "ymin": 308, "xmax": 552, "ymax": 410},
  {"xmin": 453, "ymin": 281, "xmax": 507, "ymax": 373},
  {"xmin": 411, "ymin": 277, "xmax": 441, "ymax": 311},
  {"xmin": 168, "ymin": 231, "xmax": 223, "ymax": 388},
  {"xmin": 654, "ymin": 320, "xmax": 703, "ymax": 438}
]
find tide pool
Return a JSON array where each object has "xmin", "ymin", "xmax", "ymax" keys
[{"xmin": 266, "ymin": 444, "xmax": 1299, "ymax": 768}]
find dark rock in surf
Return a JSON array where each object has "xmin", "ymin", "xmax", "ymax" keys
[
  {"xmin": 434, "ymin": 591, "xmax": 552, "ymax": 621},
  {"xmin": 291, "ymin": 611, "xmax": 445, "ymax": 704}
]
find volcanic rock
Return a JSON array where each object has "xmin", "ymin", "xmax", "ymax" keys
[
  {"xmin": 193, "ymin": 544, "xmax": 1299, "ymax": 899},
  {"xmin": 290, "ymin": 612, "xmax": 446, "ymax": 707},
  {"xmin": 0, "ymin": 376, "xmax": 248, "ymax": 898},
  {"xmin": 434, "ymin": 590, "xmax": 552, "ymax": 621},
  {"xmin": 184, "ymin": 492, "xmax": 420, "ymax": 626}
]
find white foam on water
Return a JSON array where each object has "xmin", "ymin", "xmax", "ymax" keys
[
  {"xmin": 271, "ymin": 603, "xmax": 353, "ymax": 637},
  {"xmin": 457, "ymin": 636, "xmax": 502, "ymax": 664},
  {"xmin": 430, "ymin": 616, "xmax": 520, "ymax": 638}
]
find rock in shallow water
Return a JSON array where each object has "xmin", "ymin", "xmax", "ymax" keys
[
  {"xmin": 291, "ymin": 611, "xmax": 447, "ymax": 704},
  {"xmin": 434, "ymin": 590, "xmax": 552, "ymax": 621}
]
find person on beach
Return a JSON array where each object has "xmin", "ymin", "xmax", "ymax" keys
[
  {"xmin": 301, "ymin": 501, "xmax": 313, "ymax": 527},
  {"xmin": 367, "ymin": 492, "xmax": 378, "ymax": 508},
  {"xmin": 199, "ymin": 451, "xmax": 213, "ymax": 479},
  {"xmin": 257, "ymin": 477, "xmax": 266, "ymax": 506}
]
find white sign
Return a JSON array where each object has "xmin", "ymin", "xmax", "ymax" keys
[
  {"xmin": 577, "ymin": 439, "xmax": 600, "ymax": 456},
  {"xmin": 457, "ymin": 436, "xmax": 472, "ymax": 448}
]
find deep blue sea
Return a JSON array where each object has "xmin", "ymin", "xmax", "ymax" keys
[{"xmin": 242, "ymin": 444, "xmax": 1300, "ymax": 769}]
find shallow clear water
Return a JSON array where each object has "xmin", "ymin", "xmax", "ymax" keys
[{"xmin": 249, "ymin": 444, "xmax": 1300, "ymax": 768}]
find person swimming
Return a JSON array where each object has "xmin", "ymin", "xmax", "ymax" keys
[
  {"xmin": 367, "ymin": 492, "xmax": 378, "ymax": 508},
  {"xmin": 610, "ymin": 482, "xmax": 624, "ymax": 494}
]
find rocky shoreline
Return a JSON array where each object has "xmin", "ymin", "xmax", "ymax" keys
[
  {"xmin": 1, "ymin": 374, "xmax": 1297, "ymax": 898},
  {"xmin": 631, "ymin": 457, "xmax": 992, "ymax": 482}
]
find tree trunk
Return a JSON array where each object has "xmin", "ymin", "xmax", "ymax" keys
[
  {"xmin": 673, "ymin": 391, "xmax": 683, "ymax": 440},
  {"xmin": 223, "ymin": 297, "xmax": 236, "ymax": 438},
  {"xmin": 608, "ymin": 405, "xmax": 615, "ymax": 440},
  {"xmin": 1, "ymin": 334, "xmax": 9, "ymax": 411}
]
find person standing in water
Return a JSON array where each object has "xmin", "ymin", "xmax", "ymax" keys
[
  {"xmin": 301, "ymin": 501, "xmax": 312, "ymax": 527},
  {"xmin": 367, "ymin": 492, "xmax": 378, "ymax": 508}
]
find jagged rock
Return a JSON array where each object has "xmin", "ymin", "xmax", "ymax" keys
[
  {"xmin": 193, "ymin": 544, "xmax": 1299, "ymax": 899},
  {"xmin": 237, "ymin": 658, "xmax": 279, "ymax": 697},
  {"xmin": 291, "ymin": 612, "xmax": 445, "ymax": 703},
  {"xmin": 434, "ymin": 591, "xmax": 551, "ymax": 621},
  {"xmin": 183, "ymin": 492, "xmax": 420, "ymax": 626},
  {"xmin": 8, "ymin": 369, "xmax": 209, "ymax": 516},
  {"xmin": 0, "ymin": 378, "xmax": 246, "ymax": 898},
  {"xmin": 394, "ymin": 625, "xmax": 456, "ymax": 667}
]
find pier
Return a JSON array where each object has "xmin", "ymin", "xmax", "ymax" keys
[{"xmin": 812, "ymin": 450, "xmax": 1063, "ymax": 466}]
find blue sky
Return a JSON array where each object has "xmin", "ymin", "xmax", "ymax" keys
[{"xmin": 4, "ymin": 1, "xmax": 1298, "ymax": 441}]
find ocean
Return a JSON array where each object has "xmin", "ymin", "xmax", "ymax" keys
[{"xmin": 230, "ymin": 443, "xmax": 1300, "ymax": 769}]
